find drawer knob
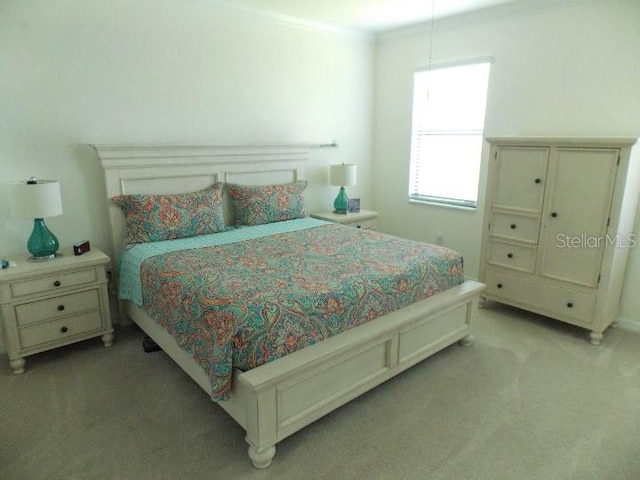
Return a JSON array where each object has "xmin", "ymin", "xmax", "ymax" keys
[
  {"xmin": 551, "ymin": 212, "xmax": 558, "ymax": 218},
  {"xmin": 567, "ymin": 302, "xmax": 574, "ymax": 308},
  {"xmin": 507, "ymin": 253, "xmax": 513, "ymax": 258},
  {"xmin": 497, "ymin": 283, "xmax": 503, "ymax": 289},
  {"xmin": 356, "ymin": 225, "xmax": 361, "ymax": 229},
  {"xmin": 535, "ymin": 178, "xmax": 542, "ymax": 184},
  {"xmin": 57, "ymin": 305, "xmax": 65, "ymax": 311},
  {"xmin": 510, "ymin": 224, "xmax": 517, "ymax": 229},
  {"xmin": 53, "ymin": 280, "xmax": 62, "ymax": 287},
  {"xmin": 60, "ymin": 326, "xmax": 68, "ymax": 333}
]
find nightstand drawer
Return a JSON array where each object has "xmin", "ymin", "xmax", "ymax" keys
[
  {"xmin": 15, "ymin": 289, "xmax": 101, "ymax": 327},
  {"xmin": 10, "ymin": 268, "xmax": 98, "ymax": 298},
  {"xmin": 347, "ymin": 218, "xmax": 377, "ymax": 230},
  {"xmin": 18, "ymin": 310, "xmax": 104, "ymax": 349},
  {"xmin": 310, "ymin": 210, "xmax": 379, "ymax": 231}
]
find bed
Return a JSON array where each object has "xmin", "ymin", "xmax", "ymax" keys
[{"xmin": 93, "ymin": 143, "xmax": 485, "ymax": 468}]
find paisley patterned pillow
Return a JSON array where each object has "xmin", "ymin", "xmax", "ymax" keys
[
  {"xmin": 227, "ymin": 181, "xmax": 308, "ymax": 226},
  {"xmin": 112, "ymin": 184, "xmax": 226, "ymax": 245}
]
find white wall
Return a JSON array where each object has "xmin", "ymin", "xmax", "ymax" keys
[
  {"xmin": 373, "ymin": 0, "xmax": 640, "ymax": 329},
  {"xmin": 0, "ymin": 0, "xmax": 374, "ymax": 350}
]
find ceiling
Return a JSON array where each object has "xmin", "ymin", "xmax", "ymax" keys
[{"xmin": 211, "ymin": 0, "xmax": 524, "ymax": 33}]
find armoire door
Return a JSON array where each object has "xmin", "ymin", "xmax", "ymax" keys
[
  {"xmin": 493, "ymin": 146, "xmax": 549, "ymax": 213},
  {"xmin": 539, "ymin": 147, "xmax": 619, "ymax": 287}
]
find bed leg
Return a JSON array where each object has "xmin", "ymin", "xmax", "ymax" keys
[
  {"xmin": 247, "ymin": 443, "xmax": 276, "ymax": 469},
  {"xmin": 459, "ymin": 334, "xmax": 474, "ymax": 346}
]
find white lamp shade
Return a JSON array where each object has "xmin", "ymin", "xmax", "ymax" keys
[
  {"xmin": 329, "ymin": 164, "xmax": 357, "ymax": 187},
  {"xmin": 9, "ymin": 180, "xmax": 63, "ymax": 218}
]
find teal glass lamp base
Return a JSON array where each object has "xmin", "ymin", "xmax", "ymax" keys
[
  {"xmin": 27, "ymin": 218, "xmax": 60, "ymax": 261},
  {"xmin": 333, "ymin": 186, "xmax": 349, "ymax": 214}
]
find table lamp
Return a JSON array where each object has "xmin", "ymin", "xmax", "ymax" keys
[
  {"xmin": 329, "ymin": 163, "xmax": 357, "ymax": 214},
  {"xmin": 9, "ymin": 177, "xmax": 63, "ymax": 261}
]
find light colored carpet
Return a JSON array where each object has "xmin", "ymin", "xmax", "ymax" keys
[{"xmin": 2, "ymin": 303, "xmax": 639, "ymax": 480}]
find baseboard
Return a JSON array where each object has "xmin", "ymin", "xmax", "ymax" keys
[{"xmin": 616, "ymin": 316, "xmax": 640, "ymax": 334}]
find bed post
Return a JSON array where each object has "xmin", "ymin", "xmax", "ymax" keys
[
  {"xmin": 458, "ymin": 298, "xmax": 478, "ymax": 346},
  {"xmin": 243, "ymin": 385, "xmax": 278, "ymax": 468}
]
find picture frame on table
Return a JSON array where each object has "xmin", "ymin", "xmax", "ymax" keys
[{"xmin": 348, "ymin": 198, "xmax": 360, "ymax": 213}]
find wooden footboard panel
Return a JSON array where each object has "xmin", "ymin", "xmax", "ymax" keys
[
  {"xmin": 230, "ymin": 280, "xmax": 484, "ymax": 466},
  {"xmin": 270, "ymin": 302, "xmax": 468, "ymax": 439}
]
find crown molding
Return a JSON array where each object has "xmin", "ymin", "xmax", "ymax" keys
[
  {"xmin": 376, "ymin": 0, "xmax": 586, "ymax": 44},
  {"xmin": 204, "ymin": 1, "xmax": 373, "ymax": 42}
]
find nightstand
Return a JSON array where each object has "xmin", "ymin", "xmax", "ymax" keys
[
  {"xmin": 311, "ymin": 209, "xmax": 379, "ymax": 231},
  {"xmin": 0, "ymin": 247, "xmax": 113, "ymax": 374}
]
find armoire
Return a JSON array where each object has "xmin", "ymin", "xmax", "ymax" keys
[{"xmin": 479, "ymin": 137, "xmax": 640, "ymax": 344}]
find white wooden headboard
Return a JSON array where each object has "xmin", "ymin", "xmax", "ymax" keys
[{"xmin": 92, "ymin": 144, "xmax": 310, "ymax": 269}]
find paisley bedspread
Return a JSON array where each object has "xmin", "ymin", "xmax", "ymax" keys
[{"xmin": 136, "ymin": 222, "xmax": 464, "ymax": 401}]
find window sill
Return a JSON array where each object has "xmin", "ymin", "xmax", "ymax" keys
[{"xmin": 409, "ymin": 198, "xmax": 477, "ymax": 212}]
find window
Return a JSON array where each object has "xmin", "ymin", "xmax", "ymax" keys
[{"xmin": 409, "ymin": 60, "xmax": 491, "ymax": 209}]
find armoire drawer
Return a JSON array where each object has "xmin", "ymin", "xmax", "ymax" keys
[
  {"xmin": 490, "ymin": 213, "xmax": 540, "ymax": 243},
  {"xmin": 488, "ymin": 241, "xmax": 537, "ymax": 273},
  {"xmin": 484, "ymin": 270, "xmax": 596, "ymax": 325}
]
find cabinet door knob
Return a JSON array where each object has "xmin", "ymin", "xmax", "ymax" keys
[
  {"xmin": 567, "ymin": 302, "xmax": 574, "ymax": 308},
  {"xmin": 60, "ymin": 326, "xmax": 68, "ymax": 333},
  {"xmin": 497, "ymin": 283, "xmax": 503, "ymax": 289},
  {"xmin": 551, "ymin": 212, "xmax": 558, "ymax": 218},
  {"xmin": 535, "ymin": 178, "xmax": 542, "ymax": 184},
  {"xmin": 53, "ymin": 280, "xmax": 62, "ymax": 287},
  {"xmin": 507, "ymin": 253, "xmax": 513, "ymax": 258},
  {"xmin": 510, "ymin": 224, "xmax": 517, "ymax": 229},
  {"xmin": 57, "ymin": 305, "xmax": 65, "ymax": 311}
]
